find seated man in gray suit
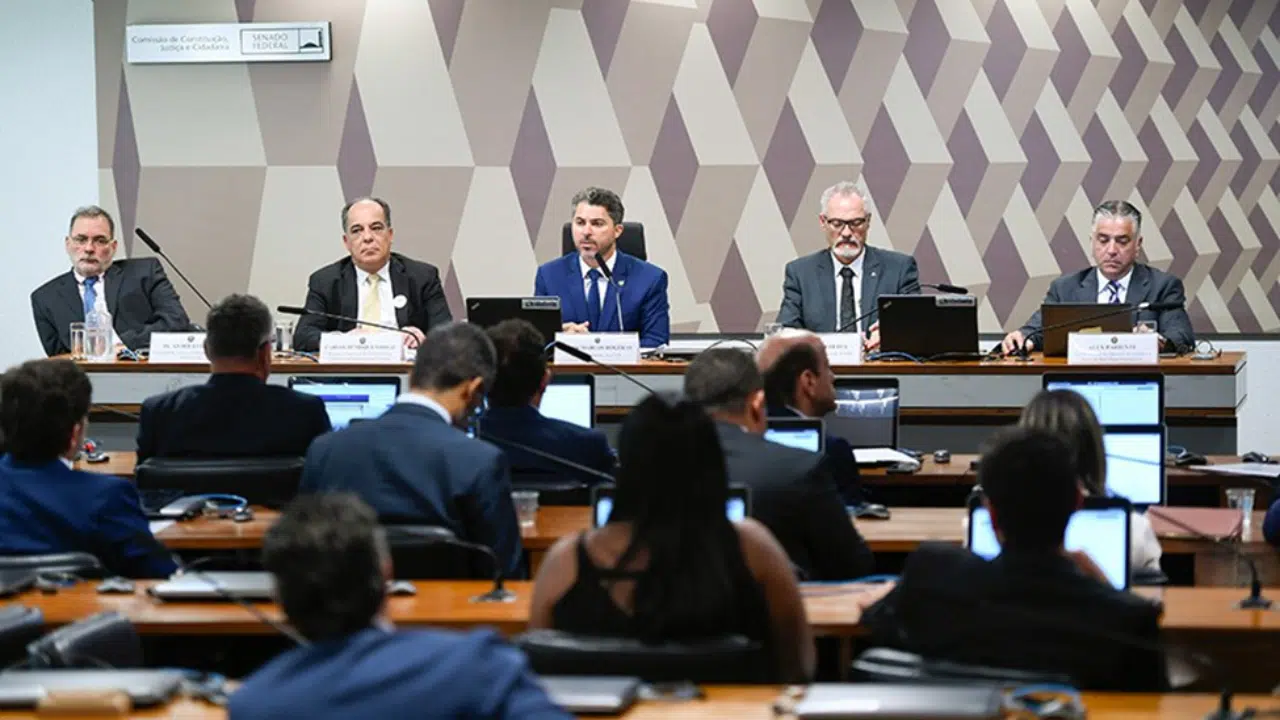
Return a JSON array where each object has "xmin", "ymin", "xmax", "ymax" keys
[
  {"xmin": 1001, "ymin": 200, "xmax": 1195, "ymax": 354},
  {"xmin": 776, "ymin": 182, "xmax": 919, "ymax": 351}
]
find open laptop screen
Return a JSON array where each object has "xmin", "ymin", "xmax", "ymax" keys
[
  {"xmin": 539, "ymin": 375, "xmax": 594, "ymax": 429},
  {"xmin": 764, "ymin": 418, "xmax": 824, "ymax": 453},
  {"xmin": 1103, "ymin": 426, "xmax": 1166, "ymax": 506},
  {"xmin": 968, "ymin": 500, "xmax": 1132, "ymax": 590},
  {"xmin": 288, "ymin": 376, "xmax": 401, "ymax": 429},
  {"xmin": 825, "ymin": 380, "xmax": 899, "ymax": 449},
  {"xmin": 1043, "ymin": 373, "xmax": 1164, "ymax": 425}
]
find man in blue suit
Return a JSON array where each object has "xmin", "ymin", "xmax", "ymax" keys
[
  {"xmin": 137, "ymin": 294, "xmax": 331, "ymax": 462},
  {"xmin": 229, "ymin": 493, "xmax": 568, "ymax": 720},
  {"xmin": 480, "ymin": 319, "xmax": 614, "ymax": 486},
  {"xmin": 0, "ymin": 359, "xmax": 175, "ymax": 577},
  {"xmin": 299, "ymin": 322, "xmax": 523, "ymax": 577},
  {"xmin": 534, "ymin": 187, "xmax": 670, "ymax": 347}
]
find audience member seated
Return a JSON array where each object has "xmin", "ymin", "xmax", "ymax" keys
[
  {"xmin": 686, "ymin": 348, "xmax": 873, "ymax": 581},
  {"xmin": 528, "ymin": 392, "xmax": 812, "ymax": 682},
  {"xmin": 757, "ymin": 330, "xmax": 863, "ymax": 505},
  {"xmin": 299, "ymin": 322, "xmax": 522, "ymax": 577},
  {"xmin": 136, "ymin": 294, "xmax": 331, "ymax": 462},
  {"xmin": 479, "ymin": 319, "xmax": 614, "ymax": 485},
  {"xmin": 1019, "ymin": 389, "xmax": 1162, "ymax": 571},
  {"xmin": 0, "ymin": 360, "xmax": 175, "ymax": 578},
  {"xmin": 862, "ymin": 428, "xmax": 1168, "ymax": 691},
  {"xmin": 229, "ymin": 493, "xmax": 569, "ymax": 720}
]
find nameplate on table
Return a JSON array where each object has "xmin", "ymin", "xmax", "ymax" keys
[
  {"xmin": 553, "ymin": 332, "xmax": 641, "ymax": 366},
  {"xmin": 319, "ymin": 332, "xmax": 403, "ymax": 364},
  {"xmin": 1067, "ymin": 332, "xmax": 1158, "ymax": 365},
  {"xmin": 148, "ymin": 333, "xmax": 209, "ymax": 363},
  {"xmin": 816, "ymin": 333, "xmax": 862, "ymax": 365}
]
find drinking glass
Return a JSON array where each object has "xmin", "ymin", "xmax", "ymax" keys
[
  {"xmin": 69, "ymin": 322, "xmax": 86, "ymax": 360},
  {"xmin": 1135, "ymin": 319, "xmax": 1158, "ymax": 334},
  {"xmin": 512, "ymin": 490, "xmax": 539, "ymax": 529},
  {"xmin": 1226, "ymin": 487, "xmax": 1255, "ymax": 530}
]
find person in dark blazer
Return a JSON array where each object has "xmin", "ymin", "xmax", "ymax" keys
[
  {"xmin": 229, "ymin": 494, "xmax": 568, "ymax": 720},
  {"xmin": 299, "ymin": 322, "xmax": 522, "ymax": 577},
  {"xmin": 292, "ymin": 198, "xmax": 452, "ymax": 352},
  {"xmin": 136, "ymin": 294, "xmax": 331, "ymax": 463},
  {"xmin": 479, "ymin": 319, "xmax": 614, "ymax": 486},
  {"xmin": 533, "ymin": 187, "xmax": 670, "ymax": 347},
  {"xmin": 1002, "ymin": 200, "xmax": 1194, "ymax": 354},
  {"xmin": 0, "ymin": 359, "xmax": 175, "ymax": 578},
  {"xmin": 862, "ymin": 428, "xmax": 1168, "ymax": 691},
  {"xmin": 777, "ymin": 182, "xmax": 919, "ymax": 351},
  {"xmin": 31, "ymin": 206, "xmax": 192, "ymax": 356},
  {"xmin": 684, "ymin": 349, "xmax": 874, "ymax": 581}
]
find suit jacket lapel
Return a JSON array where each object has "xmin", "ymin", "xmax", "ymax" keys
[
  {"xmin": 815, "ymin": 252, "xmax": 837, "ymax": 332},
  {"xmin": 389, "ymin": 255, "xmax": 410, "ymax": 327},
  {"xmin": 598, "ymin": 254, "xmax": 627, "ymax": 333},
  {"xmin": 860, "ymin": 247, "xmax": 881, "ymax": 324},
  {"xmin": 53, "ymin": 273, "xmax": 84, "ymax": 335},
  {"xmin": 104, "ymin": 263, "xmax": 123, "ymax": 316},
  {"xmin": 339, "ymin": 261, "xmax": 359, "ymax": 321},
  {"xmin": 563, "ymin": 255, "xmax": 588, "ymax": 325},
  {"xmin": 1129, "ymin": 264, "xmax": 1151, "ymax": 302}
]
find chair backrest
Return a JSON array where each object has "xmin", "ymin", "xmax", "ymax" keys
[
  {"xmin": 852, "ymin": 647, "xmax": 1073, "ymax": 686},
  {"xmin": 0, "ymin": 606, "xmax": 45, "ymax": 667},
  {"xmin": 134, "ymin": 457, "xmax": 305, "ymax": 508},
  {"xmin": 0, "ymin": 553, "xmax": 103, "ymax": 577},
  {"xmin": 561, "ymin": 222, "xmax": 647, "ymax": 261},
  {"xmin": 26, "ymin": 612, "xmax": 142, "ymax": 669},
  {"xmin": 513, "ymin": 629, "xmax": 767, "ymax": 683},
  {"xmin": 380, "ymin": 525, "xmax": 490, "ymax": 580},
  {"xmin": 510, "ymin": 473, "xmax": 591, "ymax": 506}
]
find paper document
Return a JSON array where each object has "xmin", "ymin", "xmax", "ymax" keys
[
  {"xmin": 852, "ymin": 448, "xmax": 918, "ymax": 466},
  {"xmin": 1196, "ymin": 463, "xmax": 1280, "ymax": 479}
]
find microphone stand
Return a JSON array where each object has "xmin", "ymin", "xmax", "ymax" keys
[
  {"xmin": 545, "ymin": 341, "xmax": 655, "ymax": 395},
  {"xmin": 594, "ymin": 253, "xmax": 626, "ymax": 334},
  {"xmin": 276, "ymin": 306, "xmax": 419, "ymax": 346},
  {"xmin": 1012, "ymin": 302, "xmax": 1156, "ymax": 361},
  {"xmin": 134, "ymin": 228, "xmax": 213, "ymax": 310}
]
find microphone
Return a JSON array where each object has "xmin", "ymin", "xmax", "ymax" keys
[
  {"xmin": 594, "ymin": 253, "xmax": 626, "ymax": 334},
  {"xmin": 275, "ymin": 305, "xmax": 419, "ymax": 345},
  {"xmin": 922, "ymin": 283, "xmax": 969, "ymax": 294},
  {"xmin": 545, "ymin": 340, "xmax": 655, "ymax": 395},
  {"xmin": 382, "ymin": 526, "xmax": 515, "ymax": 603},
  {"xmin": 134, "ymin": 228, "xmax": 213, "ymax": 310},
  {"xmin": 835, "ymin": 306, "xmax": 879, "ymax": 335},
  {"xmin": 476, "ymin": 430, "xmax": 614, "ymax": 484},
  {"xmin": 1014, "ymin": 300, "xmax": 1186, "ymax": 357}
]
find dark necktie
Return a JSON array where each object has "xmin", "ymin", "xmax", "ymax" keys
[
  {"xmin": 83, "ymin": 276, "xmax": 98, "ymax": 316},
  {"xmin": 839, "ymin": 266, "xmax": 856, "ymax": 332},
  {"xmin": 1105, "ymin": 279, "xmax": 1122, "ymax": 304},
  {"xmin": 586, "ymin": 268, "xmax": 602, "ymax": 331}
]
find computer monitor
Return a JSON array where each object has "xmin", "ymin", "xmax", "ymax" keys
[
  {"xmin": 967, "ymin": 497, "xmax": 1132, "ymax": 590},
  {"xmin": 1039, "ymin": 303, "xmax": 1131, "ymax": 357},
  {"xmin": 764, "ymin": 418, "xmax": 824, "ymax": 453},
  {"xmin": 466, "ymin": 297, "xmax": 562, "ymax": 346},
  {"xmin": 1042, "ymin": 373, "xmax": 1164, "ymax": 425},
  {"xmin": 538, "ymin": 375, "xmax": 594, "ymax": 429},
  {"xmin": 1102, "ymin": 426, "xmax": 1166, "ymax": 506},
  {"xmin": 591, "ymin": 485, "xmax": 750, "ymax": 527},
  {"xmin": 288, "ymin": 376, "xmax": 401, "ymax": 429},
  {"xmin": 824, "ymin": 379, "xmax": 900, "ymax": 449}
]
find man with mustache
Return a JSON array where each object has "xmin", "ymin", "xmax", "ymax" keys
[
  {"xmin": 293, "ymin": 197, "xmax": 452, "ymax": 352},
  {"xmin": 1001, "ymin": 200, "xmax": 1194, "ymax": 355},
  {"xmin": 30, "ymin": 206, "xmax": 191, "ymax": 356},
  {"xmin": 533, "ymin": 187, "xmax": 670, "ymax": 348},
  {"xmin": 776, "ymin": 182, "xmax": 920, "ymax": 352}
]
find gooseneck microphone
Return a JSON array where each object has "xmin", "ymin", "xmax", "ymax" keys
[
  {"xmin": 276, "ymin": 305, "xmax": 418, "ymax": 345},
  {"xmin": 1012, "ymin": 300, "xmax": 1186, "ymax": 358},
  {"xmin": 545, "ymin": 340, "xmax": 654, "ymax": 395},
  {"xmin": 134, "ymin": 228, "xmax": 213, "ymax": 310},
  {"xmin": 593, "ymin": 252, "xmax": 626, "ymax": 334},
  {"xmin": 921, "ymin": 283, "xmax": 969, "ymax": 294},
  {"xmin": 477, "ymin": 431, "xmax": 615, "ymax": 484},
  {"xmin": 383, "ymin": 526, "xmax": 515, "ymax": 603}
]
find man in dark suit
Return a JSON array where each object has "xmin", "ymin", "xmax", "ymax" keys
[
  {"xmin": 300, "ymin": 322, "xmax": 522, "ymax": 577},
  {"xmin": 756, "ymin": 331, "xmax": 864, "ymax": 506},
  {"xmin": 684, "ymin": 348, "xmax": 874, "ymax": 581},
  {"xmin": 0, "ymin": 359, "xmax": 175, "ymax": 578},
  {"xmin": 1002, "ymin": 200, "xmax": 1195, "ymax": 354},
  {"xmin": 479, "ymin": 319, "xmax": 614, "ymax": 486},
  {"xmin": 777, "ymin": 182, "xmax": 919, "ymax": 351},
  {"xmin": 30, "ymin": 205, "xmax": 192, "ymax": 356},
  {"xmin": 534, "ymin": 187, "xmax": 670, "ymax": 347},
  {"xmin": 229, "ymin": 493, "xmax": 568, "ymax": 720},
  {"xmin": 292, "ymin": 197, "xmax": 452, "ymax": 352},
  {"xmin": 136, "ymin": 294, "xmax": 331, "ymax": 462},
  {"xmin": 862, "ymin": 428, "xmax": 1167, "ymax": 691}
]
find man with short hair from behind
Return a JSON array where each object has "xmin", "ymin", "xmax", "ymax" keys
[
  {"xmin": 480, "ymin": 319, "xmax": 614, "ymax": 485},
  {"xmin": 300, "ymin": 322, "xmax": 523, "ymax": 577},
  {"xmin": 137, "ymin": 294, "xmax": 331, "ymax": 462},
  {"xmin": 684, "ymin": 348, "xmax": 873, "ymax": 581},
  {"xmin": 0, "ymin": 360, "xmax": 175, "ymax": 577},
  {"xmin": 229, "ymin": 493, "xmax": 569, "ymax": 720}
]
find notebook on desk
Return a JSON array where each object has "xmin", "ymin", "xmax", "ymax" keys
[
  {"xmin": 1147, "ymin": 507, "xmax": 1243, "ymax": 540},
  {"xmin": 149, "ymin": 571, "xmax": 275, "ymax": 601},
  {"xmin": 539, "ymin": 676, "xmax": 640, "ymax": 715},
  {"xmin": 794, "ymin": 683, "xmax": 1003, "ymax": 719},
  {"xmin": 0, "ymin": 670, "xmax": 185, "ymax": 708}
]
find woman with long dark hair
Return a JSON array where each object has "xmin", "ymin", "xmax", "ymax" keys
[{"xmin": 527, "ymin": 392, "xmax": 812, "ymax": 682}]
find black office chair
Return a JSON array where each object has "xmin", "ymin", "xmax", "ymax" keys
[
  {"xmin": 0, "ymin": 553, "xmax": 104, "ymax": 578},
  {"xmin": 561, "ymin": 222, "xmax": 647, "ymax": 261},
  {"xmin": 27, "ymin": 612, "xmax": 142, "ymax": 669},
  {"xmin": 380, "ymin": 525, "xmax": 491, "ymax": 581},
  {"xmin": 0, "ymin": 606, "xmax": 45, "ymax": 667},
  {"xmin": 134, "ymin": 457, "xmax": 305, "ymax": 508},
  {"xmin": 510, "ymin": 471, "xmax": 591, "ymax": 506},
  {"xmin": 514, "ymin": 629, "xmax": 767, "ymax": 683},
  {"xmin": 1132, "ymin": 567, "xmax": 1170, "ymax": 586},
  {"xmin": 851, "ymin": 647, "xmax": 1072, "ymax": 686}
]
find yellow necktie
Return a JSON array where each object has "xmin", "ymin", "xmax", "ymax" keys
[{"xmin": 361, "ymin": 274, "xmax": 382, "ymax": 324}]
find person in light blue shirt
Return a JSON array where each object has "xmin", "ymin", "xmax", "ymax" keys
[{"xmin": 229, "ymin": 493, "xmax": 569, "ymax": 720}]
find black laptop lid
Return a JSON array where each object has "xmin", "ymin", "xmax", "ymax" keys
[
  {"xmin": 1039, "ymin": 303, "xmax": 1131, "ymax": 357},
  {"xmin": 466, "ymin": 297, "xmax": 562, "ymax": 345},
  {"xmin": 877, "ymin": 294, "xmax": 979, "ymax": 359}
]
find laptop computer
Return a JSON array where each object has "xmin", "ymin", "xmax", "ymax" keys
[
  {"xmin": 1102, "ymin": 425, "xmax": 1166, "ymax": 506},
  {"xmin": 764, "ymin": 418, "xmax": 825, "ymax": 453},
  {"xmin": 0, "ymin": 670, "xmax": 185, "ymax": 708},
  {"xmin": 288, "ymin": 376, "xmax": 401, "ymax": 429},
  {"xmin": 877, "ymin": 294, "xmax": 979, "ymax": 359},
  {"xmin": 794, "ymin": 683, "xmax": 1004, "ymax": 719},
  {"xmin": 466, "ymin": 297, "xmax": 562, "ymax": 345},
  {"xmin": 539, "ymin": 374, "xmax": 595, "ymax": 429},
  {"xmin": 591, "ymin": 485, "xmax": 750, "ymax": 527},
  {"xmin": 968, "ymin": 496, "xmax": 1133, "ymax": 590},
  {"xmin": 148, "ymin": 571, "xmax": 276, "ymax": 601},
  {"xmin": 1039, "ymin": 303, "xmax": 1132, "ymax": 357},
  {"xmin": 539, "ymin": 676, "xmax": 641, "ymax": 715},
  {"xmin": 824, "ymin": 379, "xmax": 912, "ymax": 465},
  {"xmin": 1042, "ymin": 372, "xmax": 1164, "ymax": 426}
]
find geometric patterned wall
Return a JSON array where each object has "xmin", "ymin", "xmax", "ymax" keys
[{"xmin": 95, "ymin": 0, "xmax": 1280, "ymax": 334}]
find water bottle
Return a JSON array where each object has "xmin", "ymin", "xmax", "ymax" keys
[{"xmin": 84, "ymin": 307, "xmax": 114, "ymax": 362}]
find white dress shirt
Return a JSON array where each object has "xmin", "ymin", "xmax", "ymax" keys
[
  {"xmin": 355, "ymin": 262, "xmax": 397, "ymax": 327},
  {"xmin": 1095, "ymin": 267, "xmax": 1133, "ymax": 304},
  {"xmin": 73, "ymin": 268, "xmax": 120, "ymax": 346},
  {"xmin": 579, "ymin": 253, "xmax": 617, "ymax": 310},
  {"xmin": 396, "ymin": 392, "xmax": 452, "ymax": 425},
  {"xmin": 832, "ymin": 250, "xmax": 866, "ymax": 333}
]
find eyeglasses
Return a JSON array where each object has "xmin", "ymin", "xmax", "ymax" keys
[
  {"xmin": 69, "ymin": 235, "xmax": 113, "ymax": 248},
  {"xmin": 824, "ymin": 215, "xmax": 871, "ymax": 232}
]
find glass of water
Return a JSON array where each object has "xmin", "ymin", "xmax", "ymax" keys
[
  {"xmin": 1226, "ymin": 488, "xmax": 1255, "ymax": 530},
  {"xmin": 69, "ymin": 322, "xmax": 86, "ymax": 360},
  {"xmin": 1135, "ymin": 319, "xmax": 1158, "ymax": 334},
  {"xmin": 512, "ymin": 490, "xmax": 539, "ymax": 529}
]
